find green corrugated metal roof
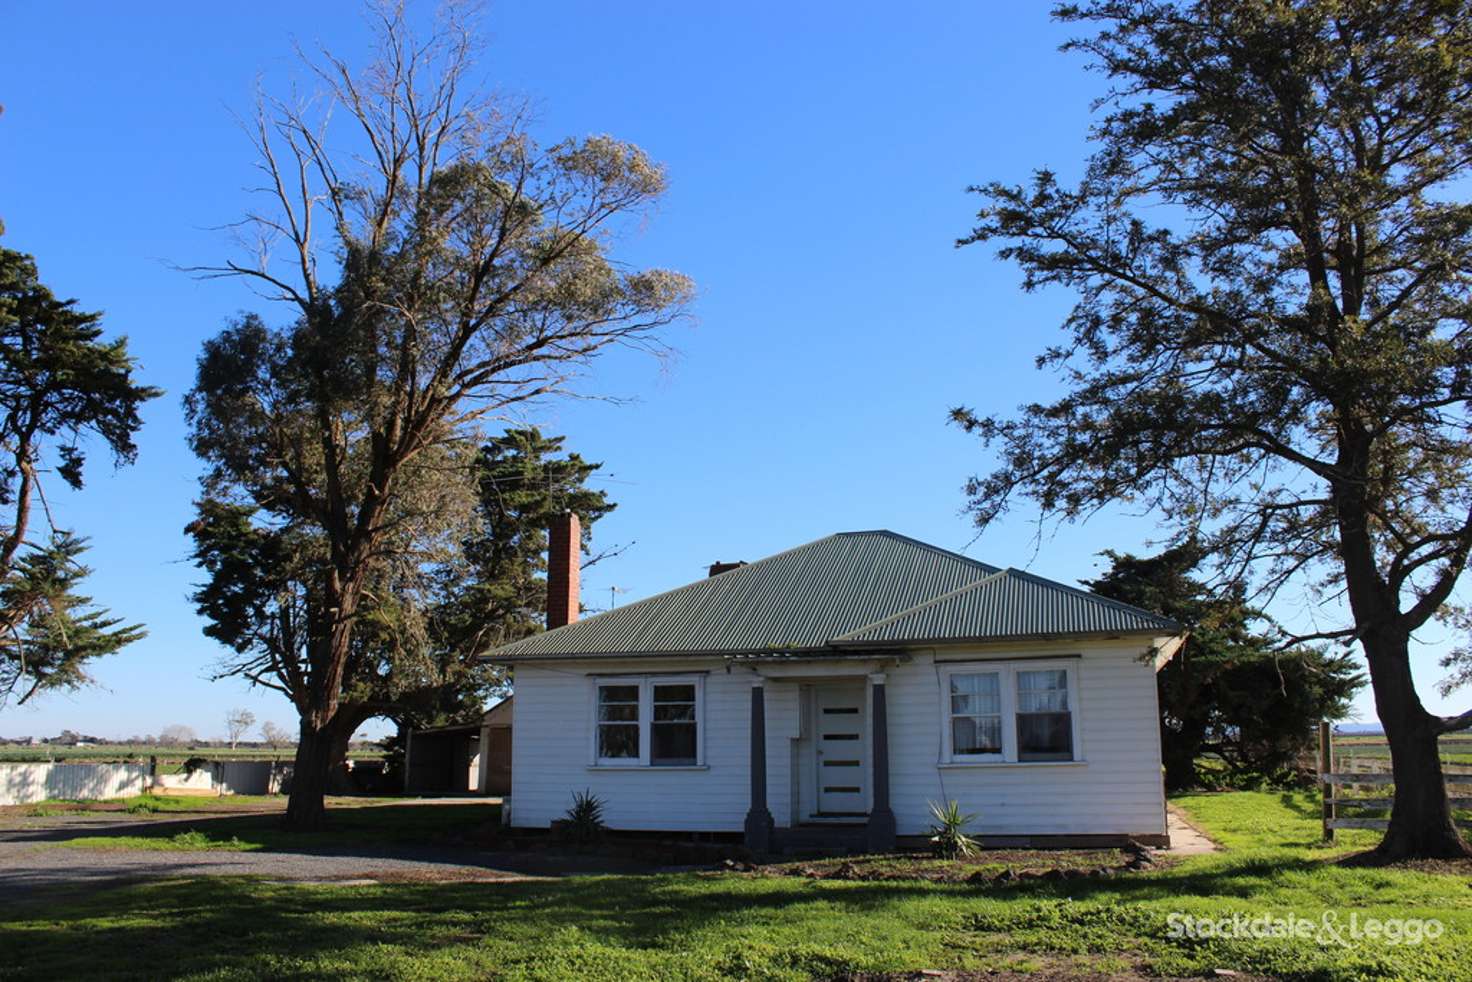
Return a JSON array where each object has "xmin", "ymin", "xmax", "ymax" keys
[
  {"xmin": 484, "ymin": 530, "xmax": 1180, "ymax": 661},
  {"xmin": 833, "ymin": 567, "xmax": 1180, "ymax": 645}
]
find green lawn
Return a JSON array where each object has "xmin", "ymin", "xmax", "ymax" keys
[{"xmin": 3, "ymin": 792, "xmax": 1470, "ymax": 980}]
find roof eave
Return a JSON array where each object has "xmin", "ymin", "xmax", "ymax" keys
[
  {"xmin": 484, "ymin": 646, "xmax": 833, "ymax": 664},
  {"xmin": 486, "ymin": 626, "xmax": 1186, "ymax": 662},
  {"xmin": 830, "ymin": 627, "xmax": 1184, "ymax": 650}
]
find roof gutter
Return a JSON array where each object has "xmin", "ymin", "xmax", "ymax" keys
[
  {"xmin": 482, "ymin": 628, "xmax": 1184, "ymax": 663},
  {"xmin": 828, "ymin": 627, "xmax": 1184, "ymax": 650}
]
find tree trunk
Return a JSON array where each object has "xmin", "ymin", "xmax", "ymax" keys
[
  {"xmin": 1363, "ymin": 632, "xmax": 1470, "ymax": 860},
  {"xmin": 283, "ymin": 580, "xmax": 363, "ymax": 829},
  {"xmin": 285, "ymin": 719, "xmax": 337, "ymax": 830},
  {"xmin": 326, "ymin": 708, "xmax": 374, "ymax": 793}
]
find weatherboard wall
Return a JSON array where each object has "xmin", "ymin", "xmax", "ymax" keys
[
  {"xmin": 885, "ymin": 641, "xmax": 1167, "ymax": 838},
  {"xmin": 507, "ymin": 639, "xmax": 1166, "ymax": 838},
  {"xmin": 508, "ymin": 659, "xmax": 800, "ymax": 833}
]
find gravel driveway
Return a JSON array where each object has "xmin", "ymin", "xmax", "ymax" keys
[{"xmin": 0, "ymin": 808, "xmax": 618, "ymax": 905}]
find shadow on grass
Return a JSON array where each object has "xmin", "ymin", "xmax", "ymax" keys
[
  {"xmin": 1, "ymin": 802, "xmax": 501, "ymax": 850},
  {"xmin": 1275, "ymin": 790, "xmax": 1322, "ymax": 823},
  {"xmin": 4, "ymin": 847, "xmax": 1462, "ymax": 981},
  {"xmin": 0, "ymin": 873, "xmax": 947, "ymax": 980}
]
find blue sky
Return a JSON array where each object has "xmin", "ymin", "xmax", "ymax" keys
[{"xmin": 0, "ymin": 2, "xmax": 1459, "ymax": 740}]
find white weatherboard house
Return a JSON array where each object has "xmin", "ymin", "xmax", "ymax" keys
[{"xmin": 488, "ymin": 523, "xmax": 1183, "ymax": 851}]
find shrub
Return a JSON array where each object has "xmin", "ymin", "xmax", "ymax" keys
[
  {"xmin": 562, "ymin": 789, "xmax": 607, "ymax": 846},
  {"xmin": 927, "ymin": 799, "xmax": 980, "ymax": 859}
]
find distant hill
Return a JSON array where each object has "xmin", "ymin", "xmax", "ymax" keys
[{"xmin": 1334, "ymin": 723, "xmax": 1384, "ymax": 736}]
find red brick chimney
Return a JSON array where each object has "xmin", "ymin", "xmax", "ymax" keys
[{"xmin": 547, "ymin": 512, "xmax": 581, "ymax": 629}]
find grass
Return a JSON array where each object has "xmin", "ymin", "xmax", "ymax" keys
[
  {"xmin": 3, "ymin": 793, "xmax": 1470, "ymax": 980},
  {"xmin": 53, "ymin": 829, "xmax": 254, "ymax": 852},
  {"xmin": 122, "ymin": 793, "xmax": 278, "ymax": 814}
]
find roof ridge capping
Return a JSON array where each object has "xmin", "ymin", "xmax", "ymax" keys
[
  {"xmin": 834, "ymin": 529, "xmax": 1001, "ymax": 575},
  {"xmin": 830, "ymin": 567, "xmax": 1010, "ymax": 643},
  {"xmin": 831, "ymin": 565, "xmax": 1182, "ymax": 646},
  {"xmin": 1000, "ymin": 567, "xmax": 1183, "ymax": 631}
]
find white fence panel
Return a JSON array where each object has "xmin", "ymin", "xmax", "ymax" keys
[
  {"xmin": 218, "ymin": 760, "xmax": 292, "ymax": 795},
  {"xmin": 0, "ymin": 762, "xmax": 150, "ymax": 805}
]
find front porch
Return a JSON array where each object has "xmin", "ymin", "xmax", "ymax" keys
[{"xmin": 737, "ymin": 656, "xmax": 901, "ymax": 854}]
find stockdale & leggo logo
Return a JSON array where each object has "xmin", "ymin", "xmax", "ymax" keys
[{"xmin": 1166, "ymin": 910, "xmax": 1444, "ymax": 947}]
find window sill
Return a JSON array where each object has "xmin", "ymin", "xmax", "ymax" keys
[
  {"xmin": 586, "ymin": 764, "xmax": 710, "ymax": 772},
  {"xmin": 938, "ymin": 759, "xmax": 1087, "ymax": 769}
]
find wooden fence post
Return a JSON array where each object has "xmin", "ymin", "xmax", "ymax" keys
[{"xmin": 1319, "ymin": 720, "xmax": 1334, "ymax": 842}]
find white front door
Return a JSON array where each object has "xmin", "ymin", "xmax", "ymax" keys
[{"xmin": 814, "ymin": 682, "xmax": 867, "ymax": 815}]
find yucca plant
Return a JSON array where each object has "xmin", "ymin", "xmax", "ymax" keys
[
  {"xmin": 562, "ymin": 788, "xmax": 607, "ymax": 846},
  {"xmin": 927, "ymin": 799, "xmax": 980, "ymax": 859}
]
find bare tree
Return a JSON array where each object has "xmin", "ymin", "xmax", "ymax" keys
[
  {"xmin": 184, "ymin": 2, "xmax": 693, "ymax": 828},
  {"xmin": 260, "ymin": 720, "xmax": 292, "ymax": 750},
  {"xmin": 224, "ymin": 708, "xmax": 256, "ymax": 750}
]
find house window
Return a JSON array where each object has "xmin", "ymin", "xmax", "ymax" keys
[
  {"xmin": 596, "ymin": 684, "xmax": 641, "ymax": 761},
  {"xmin": 940, "ymin": 660, "xmax": 1080, "ymax": 764},
  {"xmin": 651, "ymin": 683, "xmax": 698, "ymax": 765},
  {"xmin": 949, "ymin": 672, "xmax": 1002, "ymax": 756},
  {"xmin": 592, "ymin": 676, "xmax": 703, "ymax": 766},
  {"xmin": 1016, "ymin": 669, "xmax": 1072, "ymax": 761}
]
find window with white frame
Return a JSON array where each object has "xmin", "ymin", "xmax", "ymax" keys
[
  {"xmin": 651, "ymin": 683, "xmax": 698, "ymax": 764},
  {"xmin": 596, "ymin": 684, "xmax": 641, "ymax": 761},
  {"xmin": 1015, "ymin": 668, "xmax": 1072, "ymax": 761},
  {"xmin": 592, "ymin": 676, "xmax": 703, "ymax": 766},
  {"xmin": 941, "ymin": 660, "xmax": 1079, "ymax": 763},
  {"xmin": 948, "ymin": 671, "xmax": 1003, "ymax": 757}
]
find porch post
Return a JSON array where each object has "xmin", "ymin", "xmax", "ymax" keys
[
  {"xmin": 867, "ymin": 672, "xmax": 897, "ymax": 851},
  {"xmin": 743, "ymin": 677, "xmax": 774, "ymax": 853},
  {"xmin": 476, "ymin": 722, "xmax": 492, "ymax": 795}
]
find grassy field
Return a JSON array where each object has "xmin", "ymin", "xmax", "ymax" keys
[
  {"xmin": 1333, "ymin": 734, "xmax": 1472, "ymax": 769},
  {"xmin": 2, "ymin": 792, "xmax": 1470, "ymax": 980}
]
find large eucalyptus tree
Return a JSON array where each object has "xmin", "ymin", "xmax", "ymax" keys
[{"xmin": 186, "ymin": 3, "xmax": 691, "ymax": 827}]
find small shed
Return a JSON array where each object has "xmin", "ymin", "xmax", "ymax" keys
[{"xmin": 403, "ymin": 697, "xmax": 512, "ymax": 795}]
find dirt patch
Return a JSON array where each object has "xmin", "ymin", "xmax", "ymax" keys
[
  {"xmin": 1336, "ymin": 851, "xmax": 1472, "ymax": 875},
  {"xmin": 745, "ymin": 845, "xmax": 1171, "ymax": 884}
]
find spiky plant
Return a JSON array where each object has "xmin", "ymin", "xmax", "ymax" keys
[
  {"xmin": 928, "ymin": 799, "xmax": 980, "ymax": 859},
  {"xmin": 562, "ymin": 789, "xmax": 607, "ymax": 846}
]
